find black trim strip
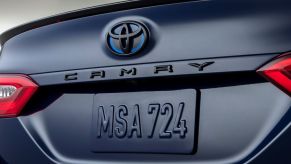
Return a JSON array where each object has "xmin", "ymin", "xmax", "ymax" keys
[{"xmin": 0, "ymin": 0, "xmax": 196, "ymax": 45}]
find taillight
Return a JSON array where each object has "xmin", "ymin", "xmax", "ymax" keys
[
  {"xmin": 0, "ymin": 75, "xmax": 38, "ymax": 118},
  {"xmin": 257, "ymin": 53, "xmax": 291, "ymax": 96}
]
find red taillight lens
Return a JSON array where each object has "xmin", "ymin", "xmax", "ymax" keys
[
  {"xmin": 257, "ymin": 53, "xmax": 291, "ymax": 96},
  {"xmin": 0, "ymin": 75, "xmax": 38, "ymax": 117}
]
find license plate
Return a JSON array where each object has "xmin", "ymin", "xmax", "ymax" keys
[{"xmin": 91, "ymin": 89, "xmax": 196, "ymax": 154}]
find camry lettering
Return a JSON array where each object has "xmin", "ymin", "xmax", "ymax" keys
[
  {"xmin": 189, "ymin": 62, "xmax": 214, "ymax": 71},
  {"xmin": 120, "ymin": 68, "xmax": 137, "ymax": 76},
  {"xmin": 64, "ymin": 61, "xmax": 214, "ymax": 81},
  {"xmin": 154, "ymin": 65, "xmax": 173, "ymax": 74},
  {"xmin": 90, "ymin": 70, "xmax": 105, "ymax": 79},
  {"xmin": 65, "ymin": 73, "xmax": 78, "ymax": 81}
]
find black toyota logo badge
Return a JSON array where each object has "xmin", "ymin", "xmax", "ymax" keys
[{"xmin": 106, "ymin": 21, "xmax": 149, "ymax": 56}]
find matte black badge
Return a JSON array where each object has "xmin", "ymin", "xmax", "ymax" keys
[{"xmin": 106, "ymin": 21, "xmax": 149, "ymax": 56}]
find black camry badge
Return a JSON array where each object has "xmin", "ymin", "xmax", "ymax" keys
[{"xmin": 106, "ymin": 21, "xmax": 149, "ymax": 56}]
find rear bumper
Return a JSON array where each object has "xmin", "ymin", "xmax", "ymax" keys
[{"xmin": 0, "ymin": 82, "xmax": 290, "ymax": 164}]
